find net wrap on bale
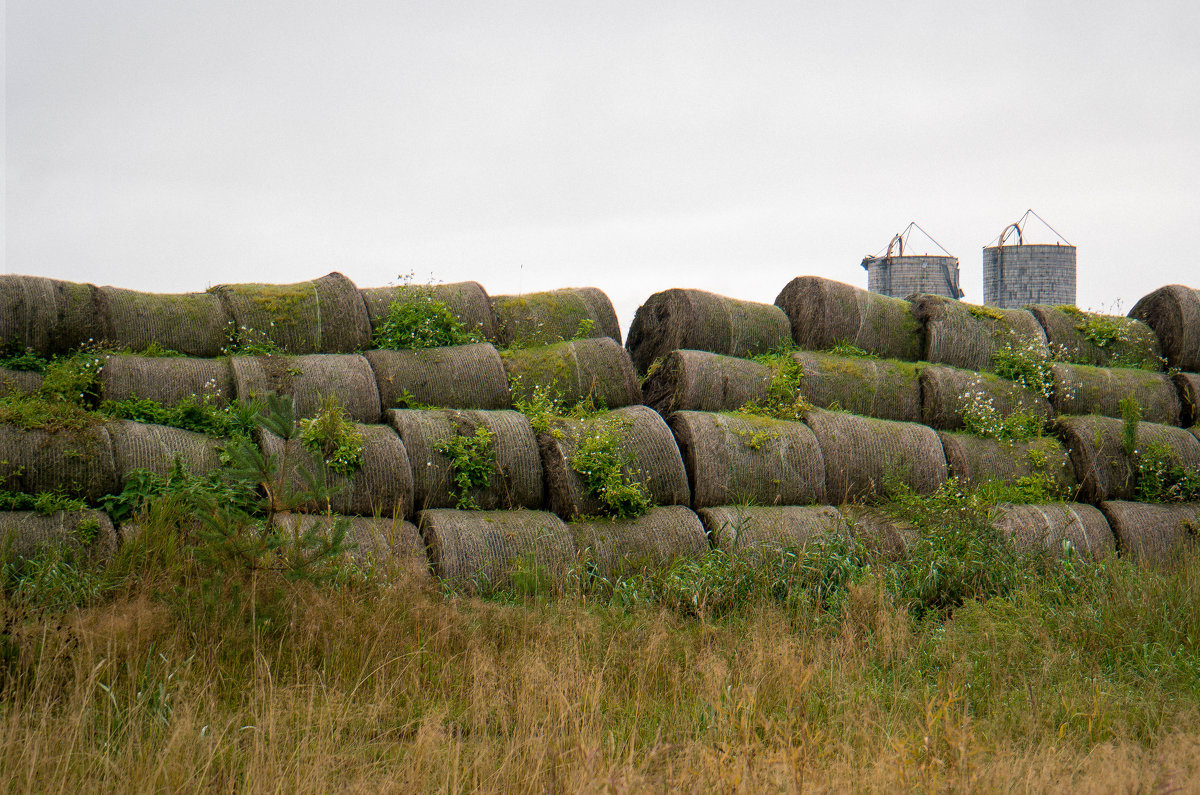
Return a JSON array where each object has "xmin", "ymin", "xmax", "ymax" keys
[
  {"xmin": 99, "ymin": 287, "xmax": 230, "ymax": 357},
  {"xmin": 99, "ymin": 355, "xmax": 235, "ymax": 407},
  {"xmin": 360, "ymin": 281, "xmax": 497, "ymax": 341},
  {"xmin": 1099, "ymin": 501, "xmax": 1200, "ymax": 567},
  {"xmin": 1129, "ymin": 284, "xmax": 1200, "ymax": 372},
  {"xmin": 491, "ymin": 287, "xmax": 622, "ymax": 347},
  {"xmin": 230, "ymin": 354, "xmax": 382, "ymax": 422},
  {"xmin": 640, "ymin": 350, "xmax": 772, "ymax": 415},
  {"xmin": 0, "ymin": 423, "xmax": 117, "ymax": 501},
  {"xmin": 0, "ymin": 275, "xmax": 107, "ymax": 355},
  {"xmin": 920, "ymin": 365, "xmax": 1051, "ymax": 431},
  {"xmin": 1028, "ymin": 305, "xmax": 1163, "ymax": 370},
  {"xmin": 0, "ymin": 510, "xmax": 118, "ymax": 562},
  {"xmin": 910, "ymin": 294, "xmax": 1049, "ymax": 372},
  {"xmin": 990, "ymin": 503, "xmax": 1115, "ymax": 560},
  {"xmin": 419, "ymin": 509, "xmax": 574, "ymax": 594},
  {"xmin": 572, "ymin": 506, "xmax": 708, "ymax": 579},
  {"xmin": 503, "ymin": 338, "xmax": 641, "ymax": 409},
  {"xmin": 1056, "ymin": 415, "xmax": 1200, "ymax": 503},
  {"xmin": 774, "ymin": 276, "xmax": 922, "ymax": 360},
  {"xmin": 213, "ymin": 272, "xmax": 371, "ymax": 354},
  {"xmin": 365, "ymin": 343, "xmax": 512, "ymax": 411},
  {"xmin": 937, "ymin": 432, "xmax": 1077, "ymax": 496},
  {"xmin": 792, "ymin": 351, "xmax": 923, "ymax": 423},
  {"xmin": 700, "ymin": 505, "xmax": 847, "ymax": 561},
  {"xmin": 1050, "ymin": 363, "xmax": 1180, "ymax": 426},
  {"xmin": 107, "ymin": 420, "xmax": 222, "ymax": 482}
]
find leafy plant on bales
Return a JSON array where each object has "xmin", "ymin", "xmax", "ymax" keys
[{"xmin": 374, "ymin": 281, "xmax": 483, "ymax": 351}]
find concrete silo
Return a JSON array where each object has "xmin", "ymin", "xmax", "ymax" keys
[
  {"xmin": 982, "ymin": 211, "xmax": 1076, "ymax": 308},
  {"xmin": 861, "ymin": 222, "xmax": 964, "ymax": 299}
]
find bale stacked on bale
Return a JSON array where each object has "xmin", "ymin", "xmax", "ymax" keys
[
  {"xmin": 491, "ymin": 288, "xmax": 622, "ymax": 347},
  {"xmin": 641, "ymin": 350, "xmax": 773, "ymax": 415},
  {"xmin": 990, "ymin": 503, "xmax": 1115, "ymax": 560},
  {"xmin": 0, "ymin": 423, "xmax": 117, "ymax": 501},
  {"xmin": 668, "ymin": 411, "xmax": 826, "ymax": 508},
  {"xmin": 839, "ymin": 507, "xmax": 916, "ymax": 560},
  {"xmin": 626, "ymin": 288, "xmax": 791, "ymax": 373},
  {"xmin": 937, "ymin": 433, "xmax": 1077, "ymax": 496},
  {"xmin": 1050, "ymin": 363, "xmax": 1180, "ymax": 425},
  {"xmin": 1099, "ymin": 501, "xmax": 1200, "ymax": 567},
  {"xmin": 230, "ymin": 354, "xmax": 382, "ymax": 421},
  {"xmin": 274, "ymin": 512, "xmax": 426, "ymax": 569},
  {"xmin": 0, "ymin": 510, "xmax": 118, "ymax": 562},
  {"xmin": 774, "ymin": 276, "xmax": 922, "ymax": 360},
  {"xmin": 0, "ymin": 275, "xmax": 107, "ymax": 355},
  {"xmin": 1130, "ymin": 284, "xmax": 1200, "ymax": 372},
  {"xmin": 700, "ymin": 504, "xmax": 847, "ymax": 560},
  {"xmin": 419, "ymin": 508, "xmax": 574, "ymax": 593},
  {"xmin": 386, "ymin": 409, "xmax": 543, "ymax": 511},
  {"xmin": 99, "ymin": 355, "xmax": 235, "ymax": 407},
  {"xmin": 365, "ymin": 343, "xmax": 512, "ymax": 411},
  {"xmin": 572, "ymin": 506, "xmax": 708, "ymax": 579},
  {"xmin": 360, "ymin": 281, "xmax": 497, "ymax": 341},
  {"xmin": 0, "ymin": 368, "xmax": 42, "ymax": 397},
  {"xmin": 792, "ymin": 351, "xmax": 923, "ymax": 423},
  {"xmin": 539, "ymin": 405, "xmax": 690, "ymax": 519},
  {"xmin": 909, "ymin": 294, "xmax": 1049, "ymax": 372},
  {"xmin": 213, "ymin": 272, "xmax": 371, "ymax": 354},
  {"xmin": 1028, "ymin": 305, "xmax": 1163, "ymax": 370},
  {"xmin": 1176, "ymin": 372, "xmax": 1200, "ymax": 427},
  {"xmin": 503, "ymin": 338, "xmax": 641, "ymax": 409},
  {"xmin": 1056, "ymin": 415, "xmax": 1200, "ymax": 503},
  {"xmin": 920, "ymin": 366, "xmax": 1052, "ymax": 431},
  {"xmin": 803, "ymin": 408, "xmax": 947, "ymax": 503},
  {"xmin": 99, "ymin": 287, "xmax": 230, "ymax": 357},
  {"xmin": 107, "ymin": 420, "xmax": 222, "ymax": 481}
]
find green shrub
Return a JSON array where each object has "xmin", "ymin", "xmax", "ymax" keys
[
  {"xmin": 434, "ymin": 425, "xmax": 498, "ymax": 510},
  {"xmin": 991, "ymin": 336, "xmax": 1054, "ymax": 400},
  {"xmin": 569, "ymin": 419, "xmax": 652, "ymax": 520},
  {"xmin": 298, "ymin": 396, "xmax": 365, "ymax": 477},
  {"xmin": 373, "ymin": 288, "xmax": 482, "ymax": 350}
]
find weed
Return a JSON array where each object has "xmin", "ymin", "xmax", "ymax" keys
[
  {"xmin": 298, "ymin": 395, "xmax": 365, "ymax": 476},
  {"xmin": 569, "ymin": 418, "xmax": 652, "ymax": 519},
  {"xmin": 991, "ymin": 336, "xmax": 1054, "ymax": 400},
  {"xmin": 435, "ymin": 424, "xmax": 498, "ymax": 510},
  {"xmin": 0, "ymin": 489, "xmax": 89, "ymax": 515},
  {"xmin": 825, "ymin": 341, "xmax": 877, "ymax": 359},
  {"xmin": 373, "ymin": 280, "xmax": 482, "ymax": 350}
]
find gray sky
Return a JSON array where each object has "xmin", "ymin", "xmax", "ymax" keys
[{"xmin": 6, "ymin": 1, "xmax": 1199, "ymax": 333}]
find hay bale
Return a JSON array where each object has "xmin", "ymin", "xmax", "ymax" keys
[
  {"xmin": 774, "ymin": 276, "xmax": 922, "ymax": 360},
  {"xmin": 0, "ymin": 274, "xmax": 107, "ymax": 355},
  {"xmin": 419, "ymin": 508, "xmax": 574, "ymax": 593},
  {"xmin": 937, "ymin": 432, "xmax": 1077, "ymax": 496},
  {"xmin": 99, "ymin": 287, "xmax": 230, "ymax": 357},
  {"xmin": 839, "ymin": 506, "xmax": 917, "ymax": 560},
  {"xmin": 920, "ymin": 365, "xmax": 1052, "ymax": 431},
  {"xmin": 99, "ymin": 355, "xmax": 235, "ymax": 407},
  {"xmin": 261, "ymin": 423, "xmax": 414, "ymax": 518},
  {"xmin": 1129, "ymin": 284, "xmax": 1200, "ymax": 372},
  {"xmin": 360, "ymin": 281, "xmax": 497, "ymax": 341},
  {"xmin": 803, "ymin": 408, "xmax": 947, "ymax": 503},
  {"xmin": 668, "ymin": 411, "xmax": 826, "ymax": 509},
  {"xmin": 1099, "ymin": 501, "xmax": 1200, "ymax": 567},
  {"xmin": 0, "ymin": 423, "xmax": 117, "ymax": 501},
  {"xmin": 641, "ymin": 349, "xmax": 772, "ymax": 415},
  {"xmin": 539, "ymin": 405, "xmax": 689, "ymax": 519},
  {"xmin": 0, "ymin": 510, "xmax": 117, "ymax": 562},
  {"xmin": 503, "ymin": 338, "xmax": 641, "ymax": 409},
  {"xmin": 1050, "ymin": 363, "xmax": 1180, "ymax": 425},
  {"xmin": 0, "ymin": 368, "xmax": 43, "ymax": 397},
  {"xmin": 701, "ymin": 504, "xmax": 846, "ymax": 561},
  {"xmin": 213, "ymin": 272, "xmax": 371, "ymax": 354},
  {"xmin": 385, "ymin": 409, "xmax": 543, "ymax": 511},
  {"xmin": 909, "ymin": 294, "xmax": 1049, "ymax": 372},
  {"xmin": 274, "ymin": 512, "xmax": 426, "ymax": 569},
  {"xmin": 990, "ymin": 503, "xmax": 1115, "ymax": 560},
  {"xmin": 1056, "ymin": 415, "xmax": 1200, "ymax": 503},
  {"xmin": 1176, "ymin": 372, "xmax": 1200, "ymax": 428},
  {"xmin": 364, "ymin": 343, "xmax": 512, "ymax": 411},
  {"xmin": 230, "ymin": 354, "xmax": 382, "ymax": 422},
  {"xmin": 491, "ymin": 287, "xmax": 622, "ymax": 347},
  {"xmin": 626, "ymin": 288, "xmax": 791, "ymax": 373},
  {"xmin": 1028, "ymin": 304, "xmax": 1163, "ymax": 370},
  {"xmin": 792, "ymin": 351, "xmax": 923, "ymax": 423},
  {"xmin": 107, "ymin": 420, "xmax": 222, "ymax": 481},
  {"xmin": 572, "ymin": 506, "xmax": 708, "ymax": 579}
]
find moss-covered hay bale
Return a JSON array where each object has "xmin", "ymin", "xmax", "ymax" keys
[
  {"xmin": 0, "ymin": 510, "xmax": 117, "ymax": 562},
  {"xmin": 1129, "ymin": 284, "xmax": 1200, "ymax": 372},
  {"xmin": 792, "ymin": 351, "xmax": 923, "ymax": 423},
  {"xmin": 365, "ymin": 343, "xmax": 512, "ymax": 411},
  {"xmin": 213, "ymin": 272, "xmax": 371, "ymax": 354},
  {"xmin": 668, "ymin": 411, "xmax": 826, "ymax": 509},
  {"xmin": 572, "ymin": 506, "xmax": 708, "ymax": 579},
  {"xmin": 1050, "ymin": 362, "xmax": 1180, "ymax": 425},
  {"xmin": 491, "ymin": 287, "xmax": 622, "ymax": 347},
  {"xmin": 0, "ymin": 368, "xmax": 43, "ymax": 397},
  {"xmin": 990, "ymin": 503, "xmax": 1115, "ymax": 560},
  {"xmin": 774, "ymin": 276, "xmax": 922, "ymax": 360},
  {"xmin": 626, "ymin": 288, "xmax": 791, "ymax": 374},
  {"xmin": 1176, "ymin": 372, "xmax": 1200, "ymax": 428},
  {"xmin": 385, "ymin": 409, "xmax": 543, "ymax": 512},
  {"xmin": 0, "ymin": 275, "xmax": 107, "ymax": 355},
  {"xmin": 839, "ymin": 506, "xmax": 916, "ymax": 560},
  {"xmin": 230, "ymin": 354, "xmax": 382, "ymax": 422},
  {"xmin": 0, "ymin": 423, "xmax": 117, "ymax": 501},
  {"xmin": 107, "ymin": 420, "xmax": 222, "ymax": 481},
  {"xmin": 920, "ymin": 365, "xmax": 1052, "ymax": 431},
  {"xmin": 641, "ymin": 349, "xmax": 772, "ymax": 415},
  {"xmin": 99, "ymin": 355, "xmax": 235, "ymax": 407},
  {"xmin": 910, "ymin": 294, "xmax": 1049, "ymax": 372},
  {"xmin": 360, "ymin": 281, "xmax": 497, "ymax": 341},
  {"xmin": 99, "ymin": 287, "xmax": 230, "ymax": 357},
  {"xmin": 419, "ymin": 508, "xmax": 574, "ymax": 594},
  {"xmin": 1029, "ymin": 304, "xmax": 1163, "ymax": 370},
  {"xmin": 937, "ymin": 432, "xmax": 1077, "ymax": 496},
  {"xmin": 1056, "ymin": 415, "xmax": 1200, "ymax": 503},
  {"xmin": 539, "ymin": 405, "xmax": 689, "ymax": 519},
  {"xmin": 274, "ymin": 512, "xmax": 426, "ymax": 570},
  {"xmin": 1099, "ymin": 501, "xmax": 1200, "ymax": 567},
  {"xmin": 503, "ymin": 338, "xmax": 641, "ymax": 409},
  {"xmin": 701, "ymin": 504, "xmax": 846, "ymax": 561}
]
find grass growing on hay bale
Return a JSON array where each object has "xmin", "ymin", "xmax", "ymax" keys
[
  {"xmin": 1028, "ymin": 304, "xmax": 1163, "ymax": 370},
  {"xmin": 937, "ymin": 432, "xmax": 1077, "ymax": 497},
  {"xmin": 640, "ymin": 349, "xmax": 773, "ymax": 415},
  {"xmin": 360, "ymin": 281, "xmax": 497, "ymax": 342},
  {"xmin": 0, "ymin": 368, "xmax": 43, "ymax": 397},
  {"xmin": 230, "ymin": 354, "xmax": 383, "ymax": 422},
  {"xmin": 1050, "ymin": 362, "xmax": 1181, "ymax": 426},
  {"xmin": 106, "ymin": 420, "xmax": 222, "ymax": 482},
  {"xmin": 99, "ymin": 287, "xmax": 230, "ymax": 357},
  {"xmin": 0, "ymin": 275, "xmax": 107, "ymax": 356},
  {"xmin": 571, "ymin": 506, "xmax": 708, "ymax": 580},
  {"xmin": 989, "ymin": 502, "xmax": 1116, "ymax": 560},
  {"xmin": 791, "ymin": 350, "xmax": 923, "ymax": 422},
  {"xmin": 0, "ymin": 423, "xmax": 117, "ymax": 502},
  {"xmin": 0, "ymin": 509, "xmax": 117, "ymax": 562},
  {"xmin": 774, "ymin": 275, "xmax": 922, "ymax": 360},
  {"xmin": 1099, "ymin": 500, "xmax": 1200, "ymax": 568},
  {"xmin": 1129, "ymin": 284, "xmax": 1200, "ymax": 372},
  {"xmin": 365, "ymin": 343, "xmax": 512, "ymax": 411},
  {"xmin": 1056, "ymin": 415, "xmax": 1200, "ymax": 503},
  {"xmin": 213, "ymin": 272, "xmax": 371, "ymax": 354},
  {"xmin": 491, "ymin": 287, "xmax": 622, "ymax": 347},
  {"xmin": 920, "ymin": 365, "xmax": 1052, "ymax": 432},
  {"xmin": 909, "ymin": 294, "xmax": 1049, "ymax": 372},
  {"xmin": 700, "ymin": 504, "xmax": 847, "ymax": 561},
  {"xmin": 98, "ymin": 354, "xmax": 235, "ymax": 408},
  {"xmin": 502, "ymin": 338, "xmax": 641, "ymax": 410}
]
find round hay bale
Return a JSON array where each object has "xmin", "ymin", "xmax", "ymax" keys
[
  {"xmin": 700, "ymin": 504, "xmax": 846, "ymax": 561},
  {"xmin": 909, "ymin": 294, "xmax": 1049, "ymax": 372},
  {"xmin": 0, "ymin": 510, "xmax": 117, "ymax": 562},
  {"xmin": 668, "ymin": 411, "xmax": 826, "ymax": 509},
  {"xmin": 213, "ymin": 272, "xmax": 371, "ymax": 354},
  {"xmin": 774, "ymin": 276, "xmax": 922, "ymax": 360},
  {"xmin": 503, "ymin": 338, "xmax": 641, "ymax": 410},
  {"xmin": 626, "ymin": 288, "xmax": 791, "ymax": 374},
  {"xmin": 419, "ymin": 508, "xmax": 574, "ymax": 594},
  {"xmin": 261, "ymin": 423, "xmax": 414, "ymax": 518},
  {"xmin": 1099, "ymin": 501, "xmax": 1200, "ymax": 567},
  {"xmin": 0, "ymin": 368, "xmax": 43, "ymax": 397},
  {"xmin": 793, "ymin": 351, "xmax": 923, "ymax": 423},
  {"xmin": 107, "ymin": 420, "xmax": 222, "ymax": 481},
  {"xmin": 274, "ymin": 512, "xmax": 426, "ymax": 569},
  {"xmin": 360, "ymin": 281, "xmax": 497, "ymax": 341},
  {"xmin": 1028, "ymin": 305, "xmax": 1163, "ymax": 370},
  {"xmin": 99, "ymin": 287, "xmax": 230, "ymax": 357},
  {"xmin": 990, "ymin": 503, "xmax": 1115, "ymax": 560},
  {"xmin": 230, "ymin": 354, "xmax": 382, "ymax": 422},
  {"xmin": 1129, "ymin": 284, "xmax": 1200, "ymax": 372},
  {"xmin": 491, "ymin": 287, "xmax": 622, "ymax": 347},
  {"xmin": 572, "ymin": 506, "xmax": 708, "ymax": 579},
  {"xmin": 839, "ymin": 506, "xmax": 916, "ymax": 560},
  {"xmin": 937, "ymin": 432, "xmax": 1077, "ymax": 496},
  {"xmin": 0, "ymin": 423, "xmax": 117, "ymax": 501},
  {"xmin": 99, "ymin": 355, "xmax": 235, "ymax": 407},
  {"xmin": 1050, "ymin": 363, "xmax": 1180, "ymax": 425},
  {"xmin": 364, "ymin": 343, "xmax": 512, "ymax": 411},
  {"xmin": 385, "ymin": 409, "xmax": 543, "ymax": 511},
  {"xmin": 1056, "ymin": 415, "xmax": 1200, "ymax": 503},
  {"xmin": 641, "ymin": 349, "xmax": 773, "ymax": 415},
  {"xmin": 1176, "ymin": 372, "xmax": 1200, "ymax": 428},
  {"xmin": 920, "ymin": 365, "xmax": 1052, "ymax": 431},
  {"xmin": 0, "ymin": 275, "xmax": 107, "ymax": 355},
  {"xmin": 539, "ymin": 405, "xmax": 689, "ymax": 519}
]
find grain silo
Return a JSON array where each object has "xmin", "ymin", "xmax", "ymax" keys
[
  {"xmin": 982, "ymin": 210, "xmax": 1076, "ymax": 308},
  {"xmin": 861, "ymin": 222, "xmax": 963, "ymax": 299}
]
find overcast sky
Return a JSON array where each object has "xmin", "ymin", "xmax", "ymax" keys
[{"xmin": 6, "ymin": 1, "xmax": 1199, "ymax": 332}]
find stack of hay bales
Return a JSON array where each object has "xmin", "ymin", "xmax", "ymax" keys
[
  {"xmin": 909, "ymin": 294, "xmax": 1049, "ymax": 371},
  {"xmin": 1130, "ymin": 284, "xmax": 1200, "ymax": 372},
  {"xmin": 491, "ymin": 287, "xmax": 622, "ymax": 347},
  {"xmin": 791, "ymin": 351, "xmax": 922, "ymax": 422},
  {"xmin": 502, "ymin": 338, "xmax": 641, "ymax": 409},
  {"xmin": 1028, "ymin": 305, "xmax": 1163, "ymax": 370},
  {"xmin": 212, "ymin": 272, "xmax": 371, "ymax": 354},
  {"xmin": 774, "ymin": 276, "xmax": 922, "ymax": 360},
  {"xmin": 365, "ymin": 343, "xmax": 512, "ymax": 411},
  {"xmin": 230, "ymin": 354, "xmax": 382, "ymax": 421},
  {"xmin": 1049, "ymin": 363, "xmax": 1180, "ymax": 425},
  {"xmin": 359, "ymin": 281, "xmax": 497, "ymax": 341}
]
